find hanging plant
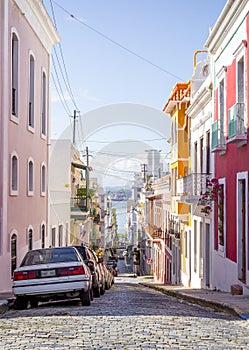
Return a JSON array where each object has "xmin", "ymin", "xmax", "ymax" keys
[{"xmin": 198, "ymin": 178, "xmax": 222, "ymax": 216}]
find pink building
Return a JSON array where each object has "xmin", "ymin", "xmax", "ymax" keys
[
  {"xmin": 0, "ymin": 0, "xmax": 59, "ymax": 292},
  {"xmin": 206, "ymin": 0, "xmax": 249, "ymax": 293}
]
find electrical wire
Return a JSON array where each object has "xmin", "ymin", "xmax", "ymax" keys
[
  {"xmin": 49, "ymin": 0, "xmax": 79, "ymax": 111},
  {"xmin": 51, "ymin": 72, "xmax": 71, "ymax": 117},
  {"xmin": 51, "ymin": 0, "xmax": 184, "ymax": 81},
  {"xmin": 85, "ymin": 137, "xmax": 168, "ymax": 144}
]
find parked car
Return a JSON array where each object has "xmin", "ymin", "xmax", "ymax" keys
[
  {"xmin": 106, "ymin": 260, "xmax": 118, "ymax": 277},
  {"xmin": 12, "ymin": 246, "xmax": 92, "ymax": 309},
  {"xmin": 74, "ymin": 245, "xmax": 105, "ymax": 297},
  {"xmin": 102, "ymin": 263, "xmax": 114, "ymax": 289}
]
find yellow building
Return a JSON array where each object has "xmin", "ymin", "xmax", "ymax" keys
[{"xmin": 163, "ymin": 82, "xmax": 190, "ymax": 285}]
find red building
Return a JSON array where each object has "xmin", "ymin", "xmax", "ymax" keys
[{"xmin": 207, "ymin": 0, "xmax": 249, "ymax": 293}]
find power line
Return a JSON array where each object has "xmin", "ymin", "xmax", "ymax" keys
[
  {"xmin": 51, "ymin": 72, "xmax": 71, "ymax": 117},
  {"xmin": 51, "ymin": 0, "xmax": 184, "ymax": 81},
  {"xmin": 85, "ymin": 137, "xmax": 168, "ymax": 144},
  {"xmin": 49, "ymin": 0, "xmax": 79, "ymax": 111}
]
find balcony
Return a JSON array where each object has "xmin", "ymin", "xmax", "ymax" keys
[
  {"xmin": 176, "ymin": 173, "xmax": 209, "ymax": 204},
  {"xmin": 71, "ymin": 195, "xmax": 88, "ymax": 220},
  {"xmin": 211, "ymin": 120, "xmax": 226, "ymax": 152},
  {"xmin": 147, "ymin": 224, "xmax": 163, "ymax": 239},
  {"xmin": 227, "ymin": 103, "xmax": 247, "ymax": 144}
]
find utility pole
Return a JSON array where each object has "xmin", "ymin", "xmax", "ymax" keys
[
  {"xmin": 86, "ymin": 146, "xmax": 89, "ymax": 167},
  {"xmin": 141, "ymin": 164, "xmax": 147, "ymax": 183},
  {"xmin": 72, "ymin": 110, "xmax": 78, "ymax": 144}
]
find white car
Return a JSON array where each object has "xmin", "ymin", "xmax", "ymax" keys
[{"xmin": 12, "ymin": 246, "xmax": 92, "ymax": 309}]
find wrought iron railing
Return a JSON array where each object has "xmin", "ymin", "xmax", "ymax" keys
[
  {"xmin": 228, "ymin": 102, "xmax": 246, "ymax": 138},
  {"xmin": 71, "ymin": 196, "xmax": 88, "ymax": 212},
  {"xmin": 211, "ymin": 119, "xmax": 225, "ymax": 150}
]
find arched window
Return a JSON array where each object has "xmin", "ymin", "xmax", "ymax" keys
[
  {"xmin": 41, "ymin": 163, "xmax": 46, "ymax": 195},
  {"xmin": 41, "ymin": 224, "xmax": 45, "ymax": 248},
  {"xmin": 41, "ymin": 71, "xmax": 47, "ymax": 136},
  {"xmin": 11, "ymin": 154, "xmax": 18, "ymax": 192},
  {"xmin": 11, "ymin": 233, "xmax": 17, "ymax": 276},
  {"xmin": 11, "ymin": 32, "xmax": 19, "ymax": 117},
  {"xmin": 28, "ymin": 229, "xmax": 33, "ymax": 250},
  {"xmin": 28, "ymin": 54, "xmax": 35, "ymax": 129},
  {"xmin": 28, "ymin": 159, "xmax": 34, "ymax": 194}
]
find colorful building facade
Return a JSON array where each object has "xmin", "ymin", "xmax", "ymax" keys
[
  {"xmin": 0, "ymin": 0, "xmax": 59, "ymax": 292},
  {"xmin": 206, "ymin": 0, "xmax": 249, "ymax": 293}
]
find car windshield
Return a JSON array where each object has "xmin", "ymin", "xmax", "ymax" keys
[{"xmin": 20, "ymin": 247, "xmax": 80, "ymax": 266}]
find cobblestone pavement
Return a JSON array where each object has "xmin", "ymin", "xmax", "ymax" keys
[{"xmin": 1, "ymin": 276, "xmax": 249, "ymax": 349}]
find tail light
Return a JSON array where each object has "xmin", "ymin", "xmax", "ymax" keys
[
  {"xmin": 59, "ymin": 265, "xmax": 85, "ymax": 276},
  {"xmin": 13, "ymin": 270, "xmax": 37, "ymax": 281},
  {"xmin": 86, "ymin": 260, "xmax": 94, "ymax": 271}
]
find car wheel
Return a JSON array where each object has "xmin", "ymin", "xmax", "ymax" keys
[
  {"xmin": 90, "ymin": 288, "xmax": 94, "ymax": 301},
  {"xmin": 80, "ymin": 289, "xmax": 91, "ymax": 306},
  {"xmin": 15, "ymin": 296, "xmax": 28, "ymax": 310},
  {"xmin": 93, "ymin": 285, "xmax": 101, "ymax": 298},
  {"xmin": 30, "ymin": 297, "xmax": 38, "ymax": 308},
  {"xmin": 100, "ymin": 283, "xmax": 105, "ymax": 295}
]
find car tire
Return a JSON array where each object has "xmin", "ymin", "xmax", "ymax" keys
[
  {"xmin": 80, "ymin": 289, "xmax": 91, "ymax": 306},
  {"xmin": 90, "ymin": 288, "xmax": 94, "ymax": 301},
  {"xmin": 30, "ymin": 297, "xmax": 38, "ymax": 308},
  {"xmin": 15, "ymin": 296, "xmax": 28, "ymax": 310},
  {"xmin": 93, "ymin": 285, "xmax": 101, "ymax": 298},
  {"xmin": 100, "ymin": 283, "xmax": 105, "ymax": 295}
]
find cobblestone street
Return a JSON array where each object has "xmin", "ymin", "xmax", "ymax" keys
[{"xmin": 1, "ymin": 275, "xmax": 249, "ymax": 349}]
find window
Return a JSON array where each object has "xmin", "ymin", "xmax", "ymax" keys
[
  {"xmin": 10, "ymin": 153, "xmax": 18, "ymax": 194},
  {"xmin": 200, "ymin": 137, "xmax": 204, "ymax": 173},
  {"xmin": 51, "ymin": 227, "xmax": 56, "ymax": 247},
  {"xmin": 41, "ymin": 163, "xmax": 46, "ymax": 195},
  {"xmin": 28, "ymin": 229, "xmax": 33, "ymax": 250},
  {"xmin": 65, "ymin": 223, "xmax": 69, "ymax": 246},
  {"xmin": 11, "ymin": 31, "xmax": 19, "ymax": 118},
  {"xmin": 206, "ymin": 131, "xmax": 210, "ymax": 174},
  {"xmin": 41, "ymin": 71, "xmax": 47, "ymax": 136},
  {"xmin": 28, "ymin": 159, "xmax": 34, "ymax": 195},
  {"xmin": 237, "ymin": 56, "xmax": 246, "ymax": 135},
  {"xmin": 219, "ymin": 78, "xmax": 225, "ymax": 143},
  {"xmin": 58, "ymin": 225, "xmax": 63, "ymax": 247},
  {"xmin": 41, "ymin": 224, "xmax": 45, "ymax": 248},
  {"xmin": 194, "ymin": 142, "xmax": 197, "ymax": 173},
  {"xmin": 237, "ymin": 56, "xmax": 244, "ymax": 104},
  {"xmin": 28, "ymin": 54, "xmax": 35, "ymax": 129},
  {"xmin": 11, "ymin": 233, "xmax": 17, "ymax": 276}
]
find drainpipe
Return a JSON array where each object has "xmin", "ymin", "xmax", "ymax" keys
[{"xmin": 193, "ymin": 50, "xmax": 208, "ymax": 70}]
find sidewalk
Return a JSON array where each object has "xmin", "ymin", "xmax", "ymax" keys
[
  {"xmin": 0, "ymin": 292, "xmax": 15, "ymax": 314},
  {"xmin": 139, "ymin": 280, "xmax": 249, "ymax": 321}
]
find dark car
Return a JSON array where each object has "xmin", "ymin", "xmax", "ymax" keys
[
  {"xmin": 74, "ymin": 245, "xmax": 105, "ymax": 297},
  {"xmin": 102, "ymin": 263, "xmax": 114, "ymax": 289}
]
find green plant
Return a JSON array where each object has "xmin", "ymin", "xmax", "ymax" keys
[{"xmin": 198, "ymin": 178, "xmax": 222, "ymax": 216}]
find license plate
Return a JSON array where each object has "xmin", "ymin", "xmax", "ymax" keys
[{"xmin": 41, "ymin": 269, "xmax": 56, "ymax": 277}]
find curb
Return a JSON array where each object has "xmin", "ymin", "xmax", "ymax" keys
[
  {"xmin": 0, "ymin": 298, "xmax": 15, "ymax": 315},
  {"xmin": 140, "ymin": 283, "xmax": 245, "ymax": 320}
]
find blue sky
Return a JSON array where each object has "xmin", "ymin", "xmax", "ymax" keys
[{"xmin": 44, "ymin": 0, "xmax": 227, "ymax": 186}]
